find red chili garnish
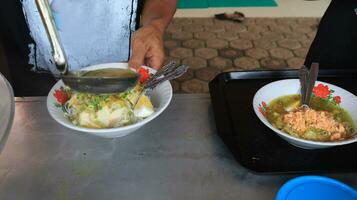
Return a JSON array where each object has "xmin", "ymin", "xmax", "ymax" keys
[
  {"xmin": 334, "ymin": 96, "xmax": 341, "ymax": 104},
  {"xmin": 262, "ymin": 101, "xmax": 267, "ymax": 108},
  {"xmin": 54, "ymin": 88, "xmax": 69, "ymax": 105},
  {"xmin": 138, "ymin": 67, "xmax": 150, "ymax": 84},
  {"xmin": 259, "ymin": 106, "xmax": 267, "ymax": 117},
  {"xmin": 259, "ymin": 101, "xmax": 267, "ymax": 117},
  {"xmin": 312, "ymin": 84, "xmax": 330, "ymax": 99}
]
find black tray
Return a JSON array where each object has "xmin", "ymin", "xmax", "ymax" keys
[{"xmin": 209, "ymin": 69, "xmax": 357, "ymax": 174}]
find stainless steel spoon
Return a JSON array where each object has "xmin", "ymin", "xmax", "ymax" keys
[
  {"xmin": 299, "ymin": 62, "xmax": 319, "ymax": 107},
  {"xmin": 35, "ymin": 0, "xmax": 139, "ymax": 94},
  {"xmin": 299, "ymin": 65, "xmax": 309, "ymax": 106},
  {"xmin": 130, "ymin": 61, "xmax": 189, "ymax": 107}
]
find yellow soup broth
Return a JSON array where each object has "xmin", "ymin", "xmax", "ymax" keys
[{"xmin": 266, "ymin": 94, "xmax": 356, "ymax": 142}]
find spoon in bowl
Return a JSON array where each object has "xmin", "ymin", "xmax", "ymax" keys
[
  {"xmin": 129, "ymin": 61, "xmax": 189, "ymax": 108},
  {"xmin": 299, "ymin": 62, "xmax": 319, "ymax": 108}
]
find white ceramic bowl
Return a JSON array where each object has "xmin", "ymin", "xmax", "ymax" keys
[
  {"xmin": 253, "ymin": 79, "xmax": 357, "ymax": 149},
  {"xmin": 0, "ymin": 73, "xmax": 15, "ymax": 153},
  {"xmin": 47, "ymin": 63, "xmax": 172, "ymax": 138}
]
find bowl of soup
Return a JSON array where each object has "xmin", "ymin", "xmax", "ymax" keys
[
  {"xmin": 253, "ymin": 79, "xmax": 357, "ymax": 149},
  {"xmin": 47, "ymin": 63, "xmax": 173, "ymax": 138}
]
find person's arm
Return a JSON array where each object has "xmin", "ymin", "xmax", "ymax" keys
[
  {"xmin": 141, "ymin": 0, "xmax": 177, "ymax": 34},
  {"xmin": 128, "ymin": 0, "xmax": 177, "ymax": 69}
]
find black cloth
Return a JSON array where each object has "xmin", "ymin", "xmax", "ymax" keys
[
  {"xmin": 0, "ymin": 0, "xmax": 56, "ymax": 96},
  {"xmin": 0, "ymin": 0, "xmax": 142, "ymax": 97},
  {"xmin": 305, "ymin": 0, "xmax": 357, "ymax": 69}
]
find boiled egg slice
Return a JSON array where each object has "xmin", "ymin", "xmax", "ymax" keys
[{"xmin": 134, "ymin": 95, "xmax": 154, "ymax": 118}]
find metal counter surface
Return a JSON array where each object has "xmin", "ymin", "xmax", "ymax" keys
[{"xmin": 0, "ymin": 94, "xmax": 356, "ymax": 200}]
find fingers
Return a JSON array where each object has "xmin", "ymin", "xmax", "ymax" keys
[
  {"xmin": 129, "ymin": 24, "xmax": 166, "ymax": 70},
  {"xmin": 128, "ymin": 38, "xmax": 147, "ymax": 70},
  {"xmin": 146, "ymin": 48, "xmax": 165, "ymax": 70}
]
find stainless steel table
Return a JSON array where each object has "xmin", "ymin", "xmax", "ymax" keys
[{"xmin": 0, "ymin": 94, "xmax": 356, "ymax": 200}]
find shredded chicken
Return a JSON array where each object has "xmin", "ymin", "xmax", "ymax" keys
[{"xmin": 283, "ymin": 108, "xmax": 346, "ymax": 141}]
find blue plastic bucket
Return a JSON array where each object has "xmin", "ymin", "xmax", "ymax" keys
[{"xmin": 276, "ymin": 176, "xmax": 357, "ymax": 200}]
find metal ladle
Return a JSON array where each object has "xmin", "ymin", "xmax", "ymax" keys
[
  {"xmin": 299, "ymin": 62, "xmax": 319, "ymax": 107},
  {"xmin": 35, "ymin": 0, "xmax": 139, "ymax": 94}
]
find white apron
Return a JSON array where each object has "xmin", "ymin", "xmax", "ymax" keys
[{"xmin": 21, "ymin": 0, "xmax": 138, "ymax": 75}]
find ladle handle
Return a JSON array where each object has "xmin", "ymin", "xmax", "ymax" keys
[
  {"xmin": 35, "ymin": 0, "xmax": 68, "ymax": 75},
  {"xmin": 305, "ymin": 62, "xmax": 319, "ymax": 106},
  {"xmin": 299, "ymin": 65, "xmax": 308, "ymax": 105}
]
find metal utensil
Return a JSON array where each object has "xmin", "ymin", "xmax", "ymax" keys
[
  {"xmin": 299, "ymin": 65, "xmax": 308, "ymax": 106},
  {"xmin": 304, "ymin": 62, "xmax": 319, "ymax": 106},
  {"xmin": 144, "ymin": 61, "xmax": 188, "ymax": 89},
  {"xmin": 35, "ymin": 0, "xmax": 139, "ymax": 94},
  {"xmin": 148, "ymin": 60, "xmax": 177, "ymax": 81},
  {"xmin": 299, "ymin": 62, "xmax": 319, "ymax": 107},
  {"xmin": 131, "ymin": 62, "xmax": 189, "ymax": 107}
]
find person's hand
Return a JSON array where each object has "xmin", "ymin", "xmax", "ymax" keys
[{"xmin": 128, "ymin": 23, "xmax": 165, "ymax": 70}]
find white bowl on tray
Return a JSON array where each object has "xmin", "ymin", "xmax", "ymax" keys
[
  {"xmin": 47, "ymin": 62, "xmax": 172, "ymax": 138},
  {"xmin": 253, "ymin": 79, "xmax": 357, "ymax": 149},
  {"xmin": 0, "ymin": 73, "xmax": 15, "ymax": 153}
]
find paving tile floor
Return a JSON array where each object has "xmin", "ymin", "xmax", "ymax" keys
[{"xmin": 165, "ymin": 17, "xmax": 320, "ymax": 93}]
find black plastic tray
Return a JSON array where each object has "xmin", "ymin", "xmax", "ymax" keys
[{"xmin": 209, "ymin": 69, "xmax": 357, "ymax": 174}]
